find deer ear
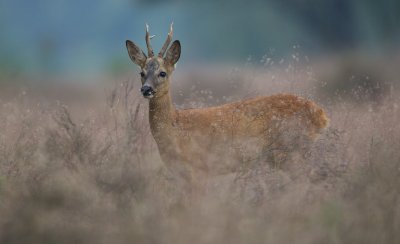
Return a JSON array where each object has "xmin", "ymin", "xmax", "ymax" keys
[
  {"xmin": 165, "ymin": 40, "xmax": 181, "ymax": 65},
  {"xmin": 126, "ymin": 40, "xmax": 147, "ymax": 67}
]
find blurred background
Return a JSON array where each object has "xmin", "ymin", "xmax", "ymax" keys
[
  {"xmin": 0, "ymin": 0, "xmax": 399, "ymax": 82},
  {"xmin": 1, "ymin": 1, "xmax": 400, "ymax": 243}
]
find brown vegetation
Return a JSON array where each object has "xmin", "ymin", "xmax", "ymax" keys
[{"xmin": 0, "ymin": 61, "xmax": 399, "ymax": 243}]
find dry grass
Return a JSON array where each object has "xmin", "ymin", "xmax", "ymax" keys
[{"xmin": 0, "ymin": 61, "xmax": 400, "ymax": 243}]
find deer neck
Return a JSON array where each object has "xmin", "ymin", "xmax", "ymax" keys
[{"xmin": 148, "ymin": 90, "xmax": 177, "ymax": 142}]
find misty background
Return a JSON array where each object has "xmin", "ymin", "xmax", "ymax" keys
[
  {"xmin": 2, "ymin": 1, "xmax": 400, "ymax": 243},
  {"xmin": 0, "ymin": 0, "xmax": 399, "ymax": 81}
]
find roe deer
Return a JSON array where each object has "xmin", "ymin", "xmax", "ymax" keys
[{"xmin": 125, "ymin": 24, "xmax": 329, "ymax": 187}]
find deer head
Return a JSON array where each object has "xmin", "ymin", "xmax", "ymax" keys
[{"xmin": 126, "ymin": 23, "xmax": 181, "ymax": 99}]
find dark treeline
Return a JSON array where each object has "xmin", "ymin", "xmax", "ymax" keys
[{"xmin": 0, "ymin": 0, "xmax": 399, "ymax": 78}]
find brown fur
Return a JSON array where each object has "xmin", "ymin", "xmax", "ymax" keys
[
  {"xmin": 126, "ymin": 25, "xmax": 329, "ymax": 185},
  {"xmin": 148, "ymin": 90, "xmax": 328, "ymax": 181}
]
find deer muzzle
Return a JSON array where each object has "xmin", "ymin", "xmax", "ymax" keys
[{"xmin": 141, "ymin": 85, "xmax": 155, "ymax": 98}]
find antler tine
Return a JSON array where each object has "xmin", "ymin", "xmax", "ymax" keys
[
  {"xmin": 158, "ymin": 22, "xmax": 174, "ymax": 57},
  {"xmin": 145, "ymin": 23, "xmax": 154, "ymax": 57}
]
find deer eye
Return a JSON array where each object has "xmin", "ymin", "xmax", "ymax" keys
[
  {"xmin": 140, "ymin": 72, "xmax": 145, "ymax": 78},
  {"xmin": 159, "ymin": 71, "xmax": 167, "ymax": 78}
]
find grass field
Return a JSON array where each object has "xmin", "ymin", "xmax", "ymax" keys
[{"xmin": 1, "ymin": 56, "xmax": 400, "ymax": 243}]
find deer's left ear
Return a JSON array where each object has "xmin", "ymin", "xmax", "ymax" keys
[
  {"xmin": 126, "ymin": 40, "xmax": 147, "ymax": 67},
  {"xmin": 165, "ymin": 40, "xmax": 181, "ymax": 65}
]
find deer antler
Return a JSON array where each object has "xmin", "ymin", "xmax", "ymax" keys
[
  {"xmin": 145, "ymin": 24, "xmax": 155, "ymax": 57},
  {"xmin": 158, "ymin": 22, "xmax": 173, "ymax": 58}
]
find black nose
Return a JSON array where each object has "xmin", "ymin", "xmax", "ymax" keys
[{"xmin": 141, "ymin": 85, "xmax": 155, "ymax": 97}]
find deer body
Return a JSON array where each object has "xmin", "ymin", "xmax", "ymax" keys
[
  {"xmin": 149, "ymin": 91, "xmax": 328, "ymax": 179},
  {"xmin": 126, "ymin": 24, "xmax": 328, "ymax": 184}
]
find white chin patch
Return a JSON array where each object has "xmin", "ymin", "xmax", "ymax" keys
[{"xmin": 144, "ymin": 94, "xmax": 154, "ymax": 99}]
